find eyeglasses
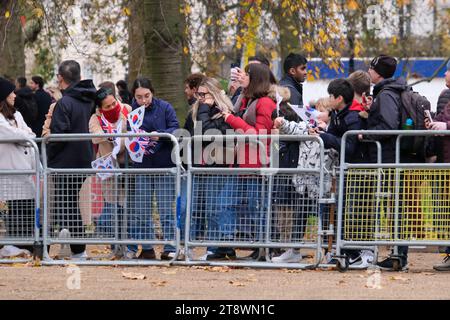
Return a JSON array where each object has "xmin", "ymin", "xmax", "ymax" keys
[{"xmin": 195, "ymin": 92, "xmax": 209, "ymax": 99}]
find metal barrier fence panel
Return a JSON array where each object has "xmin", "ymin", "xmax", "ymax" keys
[
  {"xmin": 336, "ymin": 130, "xmax": 450, "ymax": 270},
  {"xmin": 184, "ymin": 135, "xmax": 329, "ymax": 269},
  {"xmin": 0, "ymin": 138, "xmax": 41, "ymax": 264},
  {"xmin": 343, "ymin": 168, "xmax": 450, "ymax": 242},
  {"xmin": 40, "ymin": 133, "xmax": 181, "ymax": 266}
]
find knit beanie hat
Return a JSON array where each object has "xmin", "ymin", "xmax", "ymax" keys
[
  {"xmin": 370, "ymin": 55, "xmax": 397, "ymax": 79},
  {"xmin": 0, "ymin": 77, "xmax": 15, "ymax": 102}
]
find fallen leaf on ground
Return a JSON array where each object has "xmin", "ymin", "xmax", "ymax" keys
[
  {"xmin": 162, "ymin": 270, "xmax": 177, "ymax": 275},
  {"xmin": 121, "ymin": 272, "xmax": 146, "ymax": 280},
  {"xmin": 90, "ymin": 249, "xmax": 111, "ymax": 255},
  {"xmin": 229, "ymin": 281, "xmax": 245, "ymax": 287},
  {"xmin": 207, "ymin": 266, "xmax": 230, "ymax": 273},
  {"xmin": 389, "ymin": 276, "xmax": 410, "ymax": 282},
  {"xmin": 285, "ymin": 269, "xmax": 302, "ymax": 273},
  {"xmin": 151, "ymin": 280, "xmax": 168, "ymax": 287}
]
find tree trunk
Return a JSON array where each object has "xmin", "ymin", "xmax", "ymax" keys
[
  {"xmin": 134, "ymin": 0, "xmax": 190, "ymax": 121},
  {"xmin": 0, "ymin": 0, "xmax": 25, "ymax": 79},
  {"xmin": 128, "ymin": 0, "xmax": 146, "ymax": 85}
]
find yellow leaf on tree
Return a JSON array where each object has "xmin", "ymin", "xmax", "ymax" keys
[
  {"xmin": 392, "ymin": 36, "xmax": 397, "ymax": 45},
  {"xmin": 107, "ymin": 36, "xmax": 114, "ymax": 44},
  {"xmin": 123, "ymin": 7, "xmax": 131, "ymax": 16},
  {"xmin": 183, "ymin": 46, "xmax": 189, "ymax": 55},
  {"xmin": 303, "ymin": 41, "xmax": 314, "ymax": 53},
  {"xmin": 354, "ymin": 43, "xmax": 361, "ymax": 56},
  {"xmin": 292, "ymin": 30, "xmax": 298, "ymax": 36},
  {"xmin": 5, "ymin": 11, "xmax": 10, "ymax": 18},
  {"xmin": 206, "ymin": 17, "xmax": 212, "ymax": 25},
  {"xmin": 306, "ymin": 70, "xmax": 315, "ymax": 82},
  {"xmin": 347, "ymin": 0, "xmax": 359, "ymax": 10},
  {"xmin": 33, "ymin": 8, "xmax": 44, "ymax": 18},
  {"xmin": 327, "ymin": 47, "xmax": 335, "ymax": 57}
]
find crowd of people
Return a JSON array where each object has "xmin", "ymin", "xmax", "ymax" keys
[{"xmin": 0, "ymin": 53, "xmax": 449, "ymax": 272}]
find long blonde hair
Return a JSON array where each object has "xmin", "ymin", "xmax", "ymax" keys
[{"xmin": 192, "ymin": 77, "xmax": 234, "ymax": 127}]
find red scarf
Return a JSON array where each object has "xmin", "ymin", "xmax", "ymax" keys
[{"xmin": 100, "ymin": 102, "xmax": 121, "ymax": 123}]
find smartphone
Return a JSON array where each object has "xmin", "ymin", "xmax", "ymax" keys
[
  {"xmin": 424, "ymin": 110, "xmax": 433, "ymax": 124},
  {"xmin": 230, "ymin": 62, "xmax": 240, "ymax": 81}
]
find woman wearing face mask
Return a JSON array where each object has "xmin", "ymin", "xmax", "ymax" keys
[
  {"xmin": 128, "ymin": 77, "xmax": 180, "ymax": 260},
  {"xmin": 89, "ymin": 87, "xmax": 131, "ymax": 244},
  {"xmin": 189, "ymin": 77, "xmax": 234, "ymax": 260},
  {"xmin": 0, "ymin": 77, "xmax": 36, "ymax": 254}
]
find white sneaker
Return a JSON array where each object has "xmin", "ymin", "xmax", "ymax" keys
[
  {"xmin": 349, "ymin": 250, "xmax": 374, "ymax": 269},
  {"xmin": 271, "ymin": 249, "xmax": 302, "ymax": 263},
  {"xmin": 199, "ymin": 251, "xmax": 213, "ymax": 261},
  {"xmin": 58, "ymin": 229, "xmax": 71, "ymax": 259},
  {"xmin": 71, "ymin": 250, "xmax": 88, "ymax": 260}
]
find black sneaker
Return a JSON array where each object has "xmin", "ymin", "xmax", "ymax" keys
[
  {"xmin": 160, "ymin": 251, "xmax": 177, "ymax": 261},
  {"xmin": 135, "ymin": 249, "xmax": 156, "ymax": 260},
  {"xmin": 377, "ymin": 257, "xmax": 408, "ymax": 271},
  {"xmin": 206, "ymin": 248, "xmax": 236, "ymax": 261}
]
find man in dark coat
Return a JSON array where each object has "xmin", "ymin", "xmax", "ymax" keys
[
  {"xmin": 30, "ymin": 75, "xmax": 52, "ymax": 137},
  {"xmin": 366, "ymin": 54, "xmax": 409, "ymax": 270},
  {"xmin": 14, "ymin": 78, "xmax": 38, "ymax": 129},
  {"xmin": 48, "ymin": 60, "xmax": 96, "ymax": 259}
]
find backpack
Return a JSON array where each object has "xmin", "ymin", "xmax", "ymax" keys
[
  {"xmin": 398, "ymin": 87, "xmax": 431, "ymax": 160},
  {"xmin": 15, "ymin": 94, "xmax": 38, "ymax": 127}
]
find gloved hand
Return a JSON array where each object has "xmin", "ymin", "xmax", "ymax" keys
[{"xmin": 430, "ymin": 122, "xmax": 447, "ymax": 131}]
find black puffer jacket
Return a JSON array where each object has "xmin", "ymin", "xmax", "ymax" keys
[
  {"xmin": 195, "ymin": 103, "xmax": 233, "ymax": 167},
  {"xmin": 47, "ymin": 80, "xmax": 96, "ymax": 168},
  {"xmin": 366, "ymin": 77, "xmax": 408, "ymax": 163}
]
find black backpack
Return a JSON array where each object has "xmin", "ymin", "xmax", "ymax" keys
[
  {"xmin": 398, "ymin": 86, "xmax": 431, "ymax": 160},
  {"xmin": 15, "ymin": 92, "xmax": 38, "ymax": 127}
]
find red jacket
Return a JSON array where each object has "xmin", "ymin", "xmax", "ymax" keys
[{"xmin": 226, "ymin": 96, "xmax": 276, "ymax": 168}]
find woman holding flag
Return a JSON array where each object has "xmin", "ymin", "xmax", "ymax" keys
[
  {"xmin": 126, "ymin": 77, "xmax": 179, "ymax": 260},
  {"xmin": 89, "ymin": 87, "xmax": 131, "ymax": 243}
]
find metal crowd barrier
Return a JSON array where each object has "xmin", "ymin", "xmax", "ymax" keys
[
  {"xmin": 335, "ymin": 130, "xmax": 450, "ymax": 271},
  {"xmin": 0, "ymin": 138, "xmax": 41, "ymax": 264},
  {"xmin": 40, "ymin": 133, "xmax": 182, "ymax": 266},
  {"xmin": 182, "ymin": 134, "xmax": 335, "ymax": 269}
]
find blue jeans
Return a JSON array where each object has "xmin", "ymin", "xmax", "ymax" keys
[
  {"xmin": 211, "ymin": 176, "xmax": 266, "ymax": 252},
  {"xmin": 97, "ymin": 202, "xmax": 122, "ymax": 236},
  {"xmin": 128, "ymin": 175, "xmax": 176, "ymax": 253}
]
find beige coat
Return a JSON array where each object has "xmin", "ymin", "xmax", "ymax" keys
[
  {"xmin": 0, "ymin": 111, "xmax": 37, "ymax": 200},
  {"xmin": 89, "ymin": 103, "xmax": 131, "ymax": 164},
  {"xmin": 41, "ymin": 102, "xmax": 56, "ymax": 137},
  {"xmin": 88, "ymin": 103, "xmax": 131, "ymax": 205}
]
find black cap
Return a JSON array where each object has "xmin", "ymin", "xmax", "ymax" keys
[
  {"xmin": 370, "ymin": 55, "xmax": 397, "ymax": 79},
  {"xmin": 0, "ymin": 77, "xmax": 16, "ymax": 102}
]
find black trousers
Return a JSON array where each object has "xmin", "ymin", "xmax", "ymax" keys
[{"xmin": 53, "ymin": 175, "xmax": 86, "ymax": 254}]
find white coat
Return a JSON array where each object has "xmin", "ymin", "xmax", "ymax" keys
[{"xmin": 0, "ymin": 111, "xmax": 37, "ymax": 200}]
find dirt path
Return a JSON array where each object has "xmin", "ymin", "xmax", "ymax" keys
[{"xmin": 0, "ymin": 250, "xmax": 449, "ymax": 300}]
